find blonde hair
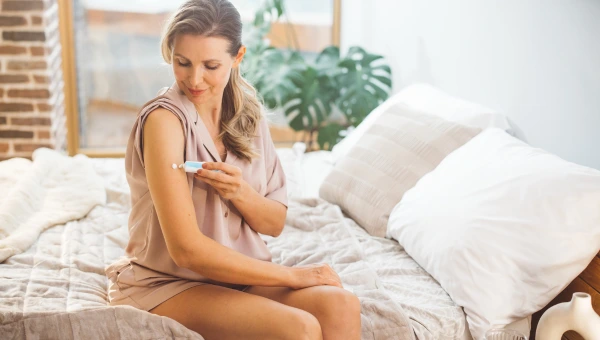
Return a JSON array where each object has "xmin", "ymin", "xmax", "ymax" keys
[{"xmin": 160, "ymin": 0, "xmax": 262, "ymax": 162}]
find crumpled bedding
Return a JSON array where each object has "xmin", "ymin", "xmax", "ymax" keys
[
  {"xmin": 276, "ymin": 197, "xmax": 470, "ymax": 340},
  {"xmin": 0, "ymin": 157, "xmax": 470, "ymax": 339},
  {"xmin": 0, "ymin": 148, "xmax": 106, "ymax": 262},
  {"xmin": 0, "ymin": 157, "xmax": 204, "ymax": 339}
]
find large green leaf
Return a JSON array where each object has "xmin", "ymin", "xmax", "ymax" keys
[
  {"xmin": 317, "ymin": 122, "xmax": 345, "ymax": 151},
  {"xmin": 315, "ymin": 46, "xmax": 340, "ymax": 76},
  {"xmin": 250, "ymin": 49, "xmax": 306, "ymax": 109},
  {"xmin": 242, "ymin": 2, "xmax": 393, "ymax": 152},
  {"xmin": 243, "ymin": 0, "xmax": 289, "ymax": 101},
  {"xmin": 284, "ymin": 67, "xmax": 337, "ymax": 131},
  {"xmin": 241, "ymin": 11, "xmax": 273, "ymax": 84},
  {"xmin": 241, "ymin": 38, "xmax": 270, "ymax": 83},
  {"xmin": 254, "ymin": 0, "xmax": 285, "ymax": 27},
  {"xmin": 335, "ymin": 46, "xmax": 392, "ymax": 126}
]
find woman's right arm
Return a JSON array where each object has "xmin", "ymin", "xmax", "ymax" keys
[{"xmin": 143, "ymin": 108, "xmax": 341, "ymax": 289}]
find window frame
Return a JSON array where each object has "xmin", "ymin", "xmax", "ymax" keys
[{"xmin": 58, "ymin": 0, "xmax": 341, "ymax": 157}]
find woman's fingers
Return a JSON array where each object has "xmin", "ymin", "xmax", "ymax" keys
[
  {"xmin": 196, "ymin": 176, "xmax": 219, "ymax": 188},
  {"xmin": 195, "ymin": 170, "xmax": 242, "ymax": 199},
  {"xmin": 192, "ymin": 162, "xmax": 244, "ymax": 200},
  {"xmin": 202, "ymin": 161, "xmax": 240, "ymax": 176},
  {"xmin": 195, "ymin": 168, "xmax": 233, "ymax": 184},
  {"xmin": 330, "ymin": 270, "xmax": 342, "ymax": 285}
]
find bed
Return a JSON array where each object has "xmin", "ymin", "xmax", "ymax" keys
[
  {"xmin": 0, "ymin": 152, "xmax": 476, "ymax": 339},
  {"xmin": 289, "ymin": 145, "xmax": 600, "ymax": 340},
  {"xmin": 1, "ymin": 84, "xmax": 598, "ymax": 340},
  {"xmin": 0, "ymin": 152, "xmax": 596, "ymax": 340}
]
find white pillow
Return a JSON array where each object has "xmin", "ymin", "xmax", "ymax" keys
[
  {"xmin": 320, "ymin": 104, "xmax": 481, "ymax": 237},
  {"xmin": 387, "ymin": 128, "xmax": 600, "ymax": 340},
  {"xmin": 331, "ymin": 83, "xmax": 514, "ymax": 164}
]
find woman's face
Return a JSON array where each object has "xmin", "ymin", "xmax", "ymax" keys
[{"xmin": 172, "ymin": 34, "xmax": 244, "ymax": 108}]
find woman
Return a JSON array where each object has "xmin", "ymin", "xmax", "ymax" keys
[{"xmin": 104, "ymin": 0, "xmax": 361, "ymax": 339}]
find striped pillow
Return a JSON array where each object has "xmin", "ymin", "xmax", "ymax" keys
[{"xmin": 319, "ymin": 103, "xmax": 482, "ymax": 237}]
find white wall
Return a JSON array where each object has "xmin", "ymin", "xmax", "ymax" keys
[{"xmin": 341, "ymin": 0, "xmax": 600, "ymax": 169}]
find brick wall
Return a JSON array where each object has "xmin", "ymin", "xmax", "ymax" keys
[{"xmin": 0, "ymin": 0, "xmax": 66, "ymax": 161}]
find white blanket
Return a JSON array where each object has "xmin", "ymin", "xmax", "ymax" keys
[
  {"xmin": 0, "ymin": 157, "xmax": 203, "ymax": 339},
  {"xmin": 276, "ymin": 197, "xmax": 469, "ymax": 340},
  {"xmin": 275, "ymin": 197, "xmax": 417, "ymax": 340},
  {"xmin": 0, "ymin": 156, "xmax": 469, "ymax": 339},
  {"xmin": 0, "ymin": 148, "xmax": 106, "ymax": 262}
]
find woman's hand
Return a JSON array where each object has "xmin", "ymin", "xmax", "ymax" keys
[
  {"xmin": 289, "ymin": 263, "xmax": 343, "ymax": 290},
  {"xmin": 195, "ymin": 162, "xmax": 245, "ymax": 200}
]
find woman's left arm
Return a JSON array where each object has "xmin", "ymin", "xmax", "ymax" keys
[{"xmin": 194, "ymin": 163, "xmax": 287, "ymax": 237}]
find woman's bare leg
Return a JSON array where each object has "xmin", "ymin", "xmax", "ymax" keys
[
  {"xmin": 148, "ymin": 284, "xmax": 323, "ymax": 340},
  {"xmin": 244, "ymin": 285, "xmax": 361, "ymax": 340}
]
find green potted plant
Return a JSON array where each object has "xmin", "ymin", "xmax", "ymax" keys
[{"xmin": 242, "ymin": 0, "xmax": 393, "ymax": 151}]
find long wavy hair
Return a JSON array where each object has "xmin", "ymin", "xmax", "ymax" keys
[{"xmin": 160, "ymin": 0, "xmax": 262, "ymax": 162}]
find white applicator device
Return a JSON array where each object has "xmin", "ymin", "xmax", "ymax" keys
[
  {"xmin": 174, "ymin": 161, "xmax": 223, "ymax": 173},
  {"xmin": 178, "ymin": 161, "xmax": 205, "ymax": 173}
]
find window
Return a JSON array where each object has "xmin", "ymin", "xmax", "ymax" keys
[{"xmin": 59, "ymin": 0, "xmax": 341, "ymax": 156}]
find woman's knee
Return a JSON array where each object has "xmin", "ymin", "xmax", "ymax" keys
[
  {"xmin": 319, "ymin": 288, "xmax": 361, "ymax": 320},
  {"xmin": 286, "ymin": 309, "xmax": 323, "ymax": 340}
]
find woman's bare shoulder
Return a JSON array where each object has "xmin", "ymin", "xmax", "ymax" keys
[{"xmin": 142, "ymin": 107, "xmax": 185, "ymax": 164}]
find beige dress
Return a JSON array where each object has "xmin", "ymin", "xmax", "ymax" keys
[{"xmin": 104, "ymin": 81, "xmax": 288, "ymax": 312}]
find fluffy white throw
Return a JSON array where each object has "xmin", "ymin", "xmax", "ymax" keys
[{"xmin": 0, "ymin": 148, "xmax": 106, "ymax": 262}]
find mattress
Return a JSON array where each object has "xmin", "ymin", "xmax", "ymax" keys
[{"xmin": 0, "ymin": 153, "xmax": 474, "ymax": 339}]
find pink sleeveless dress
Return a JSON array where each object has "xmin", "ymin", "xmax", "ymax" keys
[{"xmin": 104, "ymin": 81, "xmax": 288, "ymax": 312}]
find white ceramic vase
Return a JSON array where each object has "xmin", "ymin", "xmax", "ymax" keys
[{"xmin": 536, "ymin": 292, "xmax": 600, "ymax": 339}]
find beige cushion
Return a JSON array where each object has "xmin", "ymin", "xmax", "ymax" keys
[{"xmin": 319, "ymin": 103, "xmax": 482, "ymax": 237}]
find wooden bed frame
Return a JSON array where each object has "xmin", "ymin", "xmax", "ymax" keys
[{"xmin": 530, "ymin": 251, "xmax": 600, "ymax": 340}]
